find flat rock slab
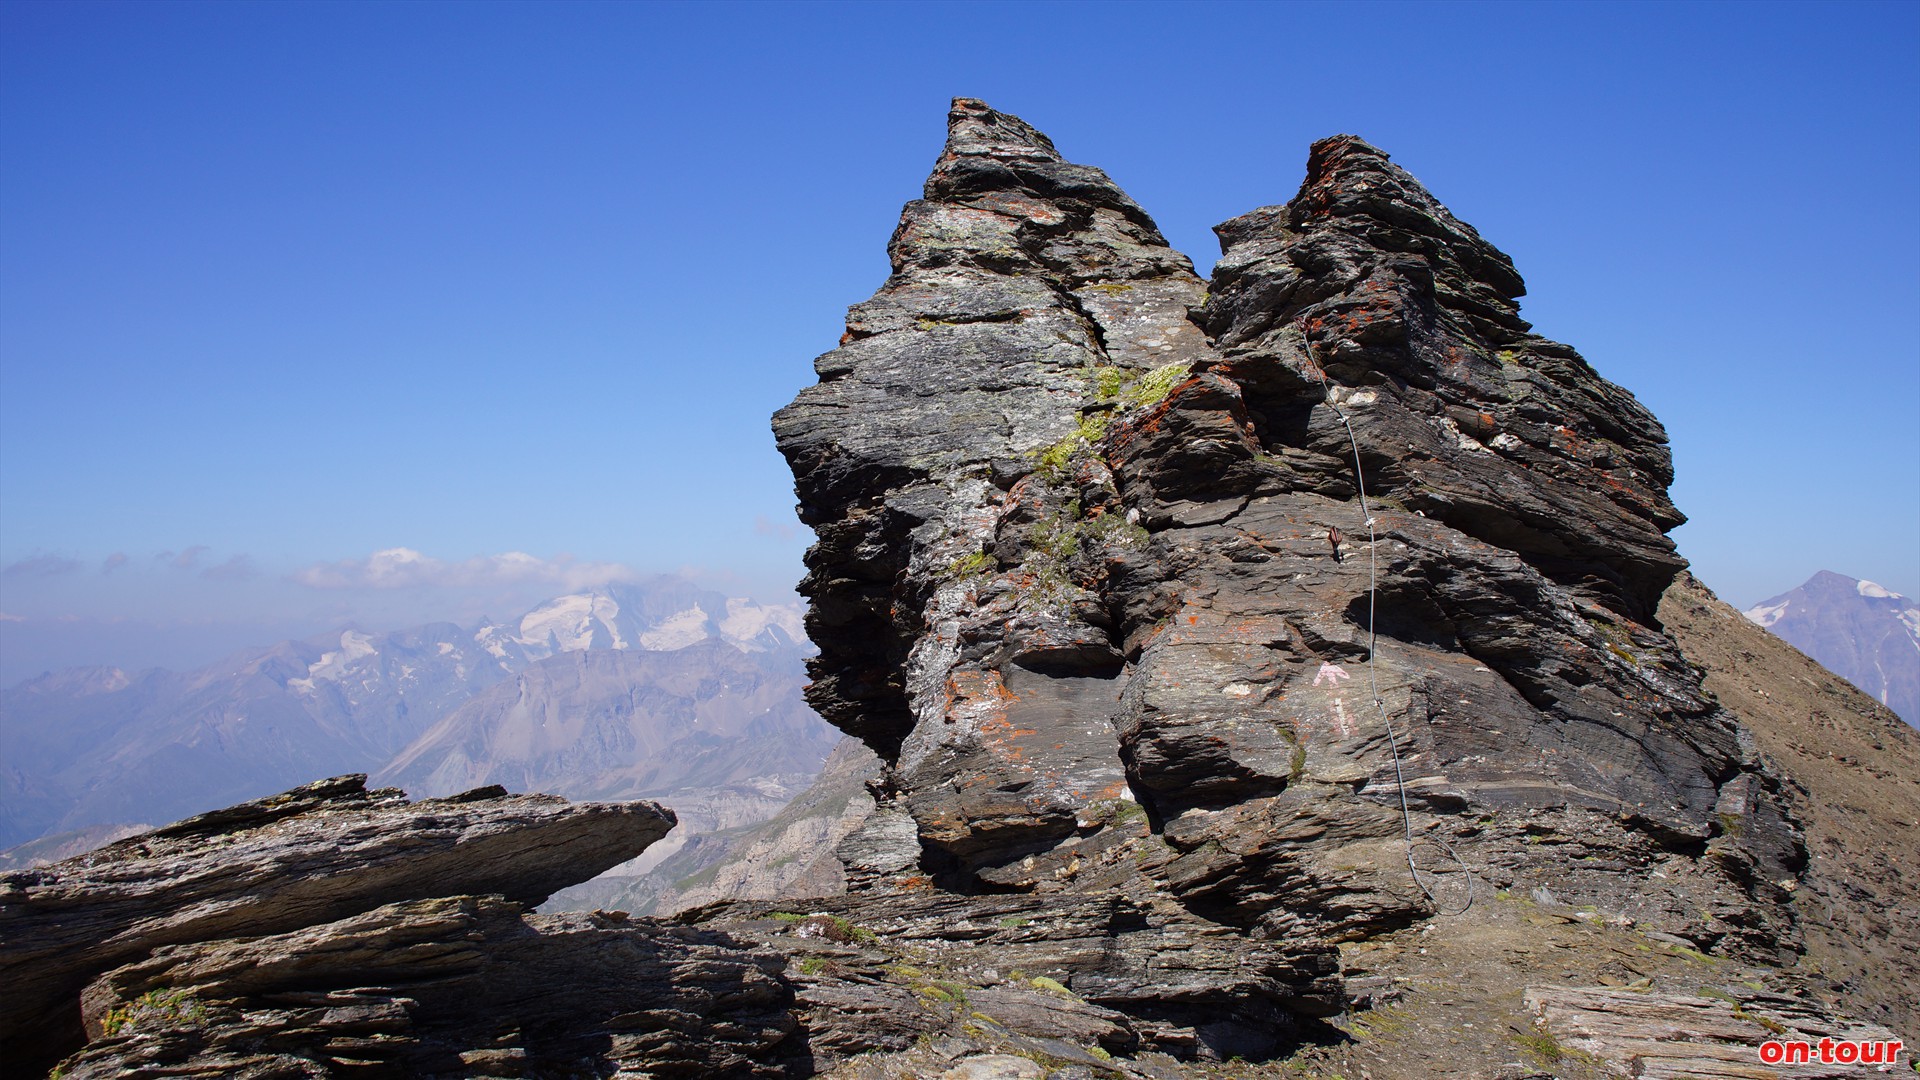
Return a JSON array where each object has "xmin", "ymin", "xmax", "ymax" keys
[
  {"xmin": 0, "ymin": 774, "xmax": 675, "ymax": 1072},
  {"xmin": 692, "ymin": 890, "xmax": 1342, "ymax": 1064}
]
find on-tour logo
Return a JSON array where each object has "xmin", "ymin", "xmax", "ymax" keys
[{"xmin": 1757, "ymin": 1037, "xmax": 1904, "ymax": 1067}]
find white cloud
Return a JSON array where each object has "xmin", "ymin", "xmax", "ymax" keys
[
  {"xmin": 753, "ymin": 514, "xmax": 799, "ymax": 542},
  {"xmin": 162, "ymin": 545, "xmax": 211, "ymax": 570},
  {"xmin": 291, "ymin": 548, "xmax": 638, "ymax": 592},
  {"xmin": 2, "ymin": 555, "xmax": 82, "ymax": 578},
  {"xmin": 200, "ymin": 554, "xmax": 256, "ymax": 582}
]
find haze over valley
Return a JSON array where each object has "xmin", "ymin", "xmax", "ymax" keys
[{"xmin": 0, "ymin": 577, "xmax": 836, "ymax": 878}]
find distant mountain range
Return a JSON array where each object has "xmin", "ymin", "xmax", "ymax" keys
[
  {"xmin": 0, "ymin": 578, "xmax": 833, "ymax": 863},
  {"xmin": 1745, "ymin": 570, "xmax": 1919, "ymax": 726}
]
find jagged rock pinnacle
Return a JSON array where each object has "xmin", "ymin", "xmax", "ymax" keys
[
  {"xmin": 776, "ymin": 102, "xmax": 1804, "ymax": 1003},
  {"xmin": 1286, "ymin": 133, "xmax": 1527, "ymax": 301},
  {"xmin": 938, "ymin": 97, "xmax": 1063, "ymax": 166}
]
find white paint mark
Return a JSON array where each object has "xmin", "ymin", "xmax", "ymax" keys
[{"xmin": 1313, "ymin": 662, "xmax": 1351, "ymax": 687}]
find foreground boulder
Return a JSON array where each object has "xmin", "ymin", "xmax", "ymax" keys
[
  {"xmin": 63, "ymin": 897, "xmax": 795, "ymax": 1079},
  {"xmin": 0, "ymin": 775, "xmax": 680, "ymax": 1075}
]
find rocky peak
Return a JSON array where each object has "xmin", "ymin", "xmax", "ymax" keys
[
  {"xmin": 1278, "ymin": 133, "xmax": 1526, "ymax": 302},
  {"xmin": 775, "ymin": 101, "xmax": 1815, "ymax": 1054},
  {"xmin": 1203, "ymin": 132, "xmax": 1683, "ymax": 622},
  {"xmin": 1745, "ymin": 570, "xmax": 1920, "ymax": 725},
  {"xmin": 924, "ymin": 97, "xmax": 1163, "ymax": 240},
  {"xmin": 928, "ymin": 97, "xmax": 1062, "ymax": 187},
  {"xmin": 777, "ymin": 98, "xmax": 1213, "ymax": 765}
]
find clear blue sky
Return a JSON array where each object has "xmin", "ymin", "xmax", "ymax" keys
[{"xmin": 2, "ymin": 0, "xmax": 1916, "ymax": 682}]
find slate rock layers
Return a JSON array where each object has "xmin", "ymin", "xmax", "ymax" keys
[
  {"xmin": 773, "ymin": 99, "xmax": 1811, "ymax": 1058},
  {"xmin": 0, "ymin": 776, "xmax": 810, "ymax": 1077}
]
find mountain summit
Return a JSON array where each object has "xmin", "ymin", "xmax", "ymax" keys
[{"xmin": 1745, "ymin": 570, "xmax": 1919, "ymax": 725}]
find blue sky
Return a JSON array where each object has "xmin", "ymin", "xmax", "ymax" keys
[{"xmin": 2, "ymin": 0, "xmax": 1916, "ymax": 682}]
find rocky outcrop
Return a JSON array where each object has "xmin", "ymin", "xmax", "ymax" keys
[
  {"xmin": 1526, "ymin": 986, "xmax": 1906, "ymax": 1080},
  {"xmin": 775, "ymin": 97, "xmax": 1804, "ymax": 974},
  {"xmin": 59, "ymin": 898, "xmax": 796, "ymax": 1079},
  {"xmin": 0, "ymin": 775, "xmax": 684, "ymax": 1076},
  {"xmin": 762, "ymin": 98, "xmax": 1919, "ymax": 1073},
  {"xmin": 690, "ymin": 890, "xmax": 1343, "ymax": 1064}
]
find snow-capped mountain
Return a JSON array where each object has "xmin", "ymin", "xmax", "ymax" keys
[
  {"xmin": 1745, "ymin": 571, "xmax": 1919, "ymax": 726},
  {"xmin": 471, "ymin": 580, "xmax": 804, "ymax": 665},
  {"xmin": 0, "ymin": 577, "xmax": 817, "ymax": 853}
]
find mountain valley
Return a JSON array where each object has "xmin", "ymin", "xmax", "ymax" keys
[{"xmin": 0, "ymin": 579, "xmax": 830, "ymax": 881}]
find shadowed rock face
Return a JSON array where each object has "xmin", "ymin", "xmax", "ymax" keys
[
  {"xmin": 61, "ymin": 898, "xmax": 797, "ymax": 1080},
  {"xmin": 773, "ymin": 98, "xmax": 1806, "ymax": 1013}
]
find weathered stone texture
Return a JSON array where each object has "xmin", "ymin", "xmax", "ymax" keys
[
  {"xmin": 1, "ymin": 775, "xmax": 686, "ymax": 1076},
  {"xmin": 773, "ymin": 100, "xmax": 1807, "ymax": 984}
]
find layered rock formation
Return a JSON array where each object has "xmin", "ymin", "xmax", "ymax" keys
[
  {"xmin": 764, "ymin": 98, "xmax": 1916, "ymax": 1071},
  {"xmin": 778, "ymin": 97, "xmax": 1794, "ymax": 948},
  {"xmin": 0, "ymin": 776, "xmax": 746, "ymax": 1076}
]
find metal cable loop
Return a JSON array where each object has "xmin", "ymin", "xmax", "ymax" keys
[{"xmin": 1302, "ymin": 335, "xmax": 1478, "ymax": 917}]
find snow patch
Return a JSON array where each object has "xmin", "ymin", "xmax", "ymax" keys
[
  {"xmin": 1900, "ymin": 609, "xmax": 1920, "ymax": 657},
  {"xmin": 509, "ymin": 591, "xmax": 632, "ymax": 654},
  {"xmin": 436, "ymin": 642, "xmax": 455, "ymax": 656},
  {"xmin": 640, "ymin": 606, "xmax": 711, "ymax": 650},
  {"xmin": 474, "ymin": 626, "xmax": 512, "ymax": 660},
  {"xmin": 292, "ymin": 630, "xmax": 378, "ymax": 693},
  {"xmin": 718, "ymin": 598, "xmax": 804, "ymax": 646},
  {"xmin": 1857, "ymin": 579, "xmax": 1897, "ymax": 599},
  {"xmin": 517, "ymin": 594, "xmax": 599, "ymax": 652},
  {"xmin": 1744, "ymin": 601, "xmax": 1790, "ymax": 628}
]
